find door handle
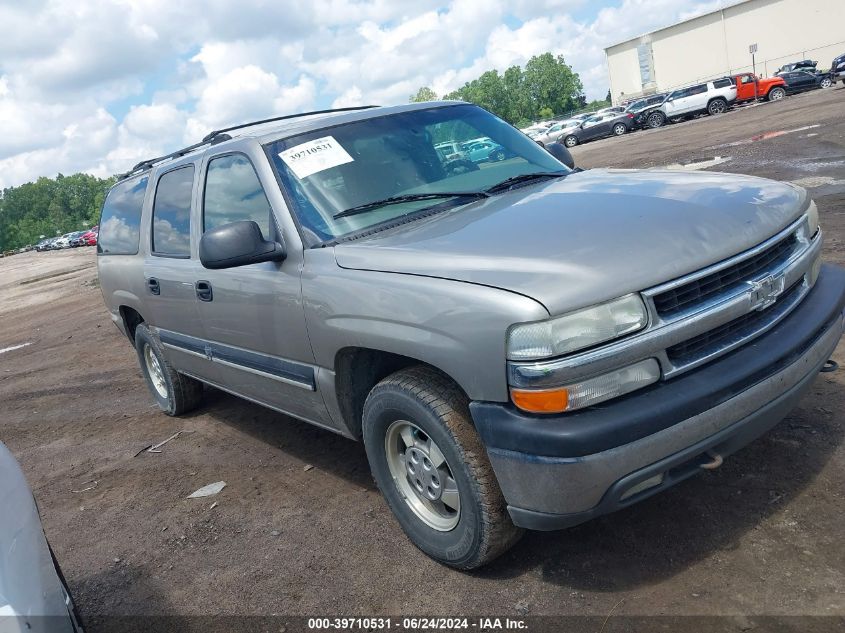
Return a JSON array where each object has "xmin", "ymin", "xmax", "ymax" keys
[
  {"xmin": 195, "ymin": 280, "xmax": 213, "ymax": 302},
  {"xmin": 147, "ymin": 278, "xmax": 160, "ymax": 295}
]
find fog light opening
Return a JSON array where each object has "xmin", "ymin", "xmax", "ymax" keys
[{"xmin": 620, "ymin": 473, "xmax": 664, "ymax": 500}]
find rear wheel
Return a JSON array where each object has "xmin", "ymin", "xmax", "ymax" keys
[
  {"xmin": 563, "ymin": 135, "xmax": 578, "ymax": 148},
  {"xmin": 362, "ymin": 366, "xmax": 522, "ymax": 569},
  {"xmin": 646, "ymin": 111, "xmax": 666, "ymax": 128},
  {"xmin": 767, "ymin": 87, "xmax": 786, "ymax": 101},
  {"xmin": 134, "ymin": 324, "xmax": 203, "ymax": 416},
  {"xmin": 612, "ymin": 123, "xmax": 627, "ymax": 136},
  {"xmin": 708, "ymin": 98, "xmax": 728, "ymax": 115}
]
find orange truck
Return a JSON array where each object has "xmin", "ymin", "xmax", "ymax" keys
[{"xmin": 734, "ymin": 73, "xmax": 788, "ymax": 102}]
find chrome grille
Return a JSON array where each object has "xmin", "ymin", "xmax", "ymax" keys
[
  {"xmin": 654, "ymin": 233, "xmax": 798, "ymax": 318},
  {"xmin": 666, "ymin": 279, "xmax": 804, "ymax": 365}
]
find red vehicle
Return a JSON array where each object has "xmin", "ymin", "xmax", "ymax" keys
[
  {"xmin": 733, "ymin": 73, "xmax": 787, "ymax": 102},
  {"xmin": 81, "ymin": 226, "xmax": 98, "ymax": 246}
]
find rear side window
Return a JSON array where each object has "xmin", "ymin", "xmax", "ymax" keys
[
  {"xmin": 203, "ymin": 154, "xmax": 272, "ymax": 237},
  {"xmin": 152, "ymin": 166, "xmax": 194, "ymax": 257},
  {"xmin": 97, "ymin": 175, "xmax": 149, "ymax": 255},
  {"xmin": 713, "ymin": 78, "xmax": 732, "ymax": 88},
  {"xmin": 689, "ymin": 84, "xmax": 707, "ymax": 95}
]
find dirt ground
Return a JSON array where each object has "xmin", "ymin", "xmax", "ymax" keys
[{"xmin": 1, "ymin": 86, "xmax": 844, "ymax": 629}]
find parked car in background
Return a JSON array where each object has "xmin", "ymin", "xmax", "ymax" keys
[
  {"xmin": 81, "ymin": 227, "xmax": 98, "ymax": 246},
  {"xmin": 533, "ymin": 119, "xmax": 580, "ymax": 145},
  {"xmin": 595, "ymin": 105, "xmax": 626, "ymax": 116},
  {"xmin": 780, "ymin": 70, "xmax": 832, "ymax": 94},
  {"xmin": 435, "ymin": 147, "xmax": 479, "ymax": 176},
  {"xmin": 464, "ymin": 139, "xmax": 511, "ymax": 163},
  {"xmin": 0, "ymin": 442, "xmax": 83, "ymax": 632},
  {"xmin": 560, "ymin": 111, "xmax": 635, "ymax": 147},
  {"xmin": 641, "ymin": 78, "xmax": 737, "ymax": 128},
  {"xmin": 35, "ymin": 239, "xmax": 51, "ymax": 252},
  {"xmin": 433, "ymin": 142, "xmax": 468, "ymax": 161},
  {"xmin": 733, "ymin": 73, "xmax": 787, "ymax": 102},
  {"xmin": 831, "ymin": 52, "xmax": 845, "ymax": 85},
  {"xmin": 775, "ymin": 60, "xmax": 817, "ymax": 75},
  {"xmin": 53, "ymin": 233, "xmax": 73, "ymax": 249},
  {"xmin": 69, "ymin": 231, "xmax": 87, "ymax": 247},
  {"xmin": 624, "ymin": 94, "xmax": 667, "ymax": 128}
]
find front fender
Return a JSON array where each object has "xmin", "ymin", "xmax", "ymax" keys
[{"xmin": 302, "ymin": 249, "xmax": 549, "ymax": 402}]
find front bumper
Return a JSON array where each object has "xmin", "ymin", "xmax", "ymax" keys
[{"xmin": 471, "ymin": 265, "xmax": 845, "ymax": 530}]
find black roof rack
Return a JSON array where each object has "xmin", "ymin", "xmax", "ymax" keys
[
  {"xmin": 115, "ymin": 133, "xmax": 233, "ymax": 181},
  {"xmin": 200, "ymin": 105, "xmax": 379, "ymax": 142},
  {"xmin": 116, "ymin": 105, "xmax": 380, "ymax": 182}
]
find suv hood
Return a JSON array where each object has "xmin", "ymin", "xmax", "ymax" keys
[{"xmin": 333, "ymin": 169, "xmax": 806, "ymax": 314}]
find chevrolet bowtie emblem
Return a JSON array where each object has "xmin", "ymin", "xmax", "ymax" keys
[{"xmin": 747, "ymin": 274, "xmax": 784, "ymax": 311}]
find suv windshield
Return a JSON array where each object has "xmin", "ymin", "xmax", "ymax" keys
[{"xmin": 266, "ymin": 104, "xmax": 567, "ymax": 243}]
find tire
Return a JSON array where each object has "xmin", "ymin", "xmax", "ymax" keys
[
  {"xmin": 707, "ymin": 98, "xmax": 728, "ymax": 115},
  {"xmin": 563, "ymin": 135, "xmax": 578, "ymax": 148},
  {"xmin": 493, "ymin": 150, "xmax": 505, "ymax": 161},
  {"xmin": 134, "ymin": 324, "xmax": 203, "ymax": 416},
  {"xmin": 820, "ymin": 77, "xmax": 832, "ymax": 89},
  {"xmin": 362, "ymin": 366, "xmax": 522, "ymax": 569},
  {"xmin": 767, "ymin": 87, "xmax": 786, "ymax": 101},
  {"xmin": 646, "ymin": 111, "xmax": 666, "ymax": 128},
  {"xmin": 612, "ymin": 123, "xmax": 627, "ymax": 136}
]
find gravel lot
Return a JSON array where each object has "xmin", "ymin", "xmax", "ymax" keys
[{"xmin": 1, "ymin": 86, "xmax": 843, "ymax": 630}]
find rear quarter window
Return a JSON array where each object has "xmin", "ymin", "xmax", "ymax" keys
[
  {"xmin": 712, "ymin": 78, "xmax": 732, "ymax": 88},
  {"xmin": 97, "ymin": 175, "xmax": 149, "ymax": 255}
]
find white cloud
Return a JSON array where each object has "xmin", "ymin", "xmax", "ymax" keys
[{"xmin": 0, "ymin": 0, "xmax": 719, "ymax": 188}]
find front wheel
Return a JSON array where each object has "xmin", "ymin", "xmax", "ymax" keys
[
  {"xmin": 646, "ymin": 111, "xmax": 666, "ymax": 128},
  {"xmin": 134, "ymin": 324, "xmax": 203, "ymax": 416},
  {"xmin": 820, "ymin": 77, "xmax": 832, "ymax": 89},
  {"xmin": 493, "ymin": 150, "xmax": 505, "ymax": 161},
  {"xmin": 708, "ymin": 98, "xmax": 728, "ymax": 115},
  {"xmin": 767, "ymin": 87, "xmax": 786, "ymax": 101},
  {"xmin": 612, "ymin": 123, "xmax": 627, "ymax": 136},
  {"xmin": 563, "ymin": 135, "xmax": 578, "ymax": 148},
  {"xmin": 362, "ymin": 366, "xmax": 522, "ymax": 569}
]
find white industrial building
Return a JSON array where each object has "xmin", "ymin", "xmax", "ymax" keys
[{"xmin": 604, "ymin": 0, "xmax": 844, "ymax": 104}]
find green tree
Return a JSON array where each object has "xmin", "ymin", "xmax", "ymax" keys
[
  {"xmin": 0, "ymin": 172, "xmax": 114, "ymax": 251},
  {"xmin": 522, "ymin": 53, "xmax": 584, "ymax": 117},
  {"xmin": 436, "ymin": 52, "xmax": 585, "ymax": 125},
  {"xmin": 410, "ymin": 86, "xmax": 438, "ymax": 102}
]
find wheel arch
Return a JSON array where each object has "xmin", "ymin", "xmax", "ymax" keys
[
  {"xmin": 118, "ymin": 305, "xmax": 145, "ymax": 343},
  {"xmin": 333, "ymin": 347, "xmax": 469, "ymax": 439}
]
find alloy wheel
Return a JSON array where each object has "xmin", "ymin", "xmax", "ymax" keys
[
  {"xmin": 385, "ymin": 420, "xmax": 460, "ymax": 531},
  {"xmin": 144, "ymin": 344, "xmax": 168, "ymax": 398}
]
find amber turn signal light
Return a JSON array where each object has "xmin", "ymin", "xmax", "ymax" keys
[{"xmin": 510, "ymin": 387, "xmax": 569, "ymax": 414}]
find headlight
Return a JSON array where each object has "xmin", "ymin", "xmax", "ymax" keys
[
  {"xmin": 807, "ymin": 200, "xmax": 819, "ymax": 237},
  {"xmin": 507, "ymin": 294, "xmax": 648, "ymax": 361},
  {"xmin": 510, "ymin": 358, "xmax": 661, "ymax": 413}
]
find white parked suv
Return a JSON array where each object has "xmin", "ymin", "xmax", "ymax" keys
[{"xmin": 643, "ymin": 77, "xmax": 737, "ymax": 128}]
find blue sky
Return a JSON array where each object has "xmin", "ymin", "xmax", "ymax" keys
[{"xmin": 0, "ymin": 0, "xmax": 725, "ymax": 188}]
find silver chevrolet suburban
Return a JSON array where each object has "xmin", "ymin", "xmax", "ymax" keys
[{"xmin": 97, "ymin": 102, "xmax": 845, "ymax": 569}]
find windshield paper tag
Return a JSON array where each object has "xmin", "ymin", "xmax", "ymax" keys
[{"xmin": 279, "ymin": 136, "xmax": 353, "ymax": 179}]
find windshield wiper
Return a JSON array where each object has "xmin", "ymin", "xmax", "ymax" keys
[
  {"xmin": 333, "ymin": 192, "xmax": 489, "ymax": 220},
  {"xmin": 484, "ymin": 172, "xmax": 567, "ymax": 194}
]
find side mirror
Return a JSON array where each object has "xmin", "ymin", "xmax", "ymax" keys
[
  {"xmin": 545, "ymin": 143, "xmax": 575, "ymax": 169},
  {"xmin": 199, "ymin": 220, "xmax": 286, "ymax": 270}
]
